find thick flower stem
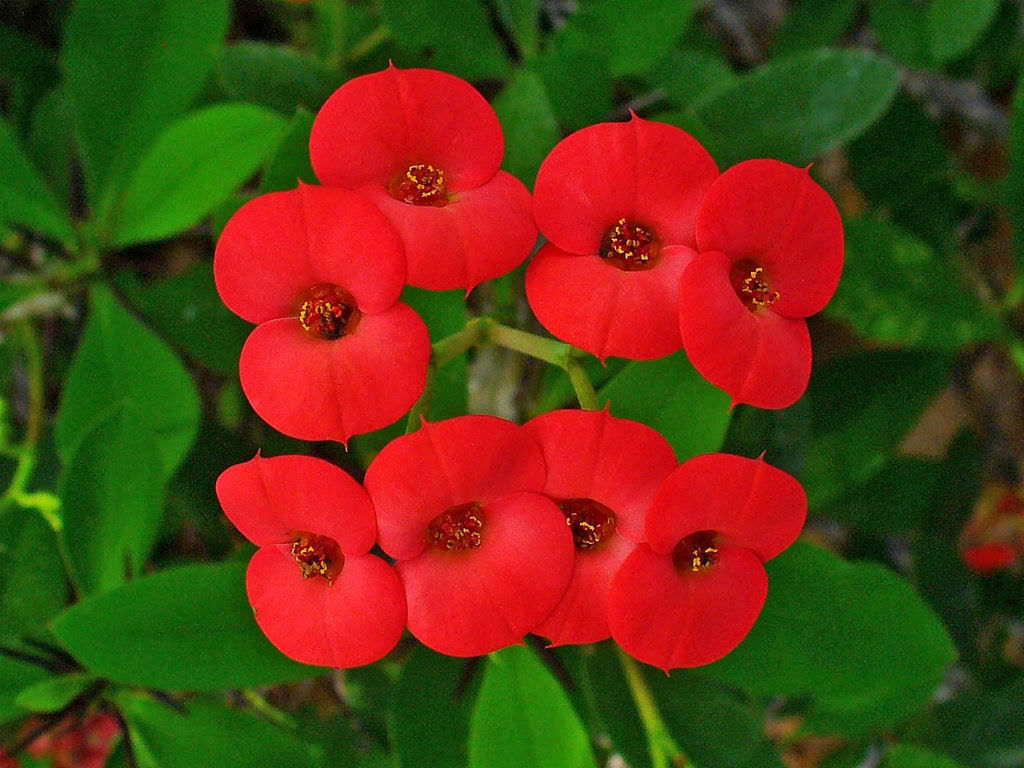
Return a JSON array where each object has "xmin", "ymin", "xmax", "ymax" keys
[
  {"xmin": 616, "ymin": 647, "xmax": 690, "ymax": 768},
  {"xmin": 567, "ymin": 358, "xmax": 600, "ymax": 410},
  {"xmin": 487, "ymin": 321, "xmax": 571, "ymax": 368}
]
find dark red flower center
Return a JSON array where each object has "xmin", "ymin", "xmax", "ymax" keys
[
  {"xmin": 297, "ymin": 283, "xmax": 361, "ymax": 340},
  {"xmin": 389, "ymin": 163, "xmax": 449, "ymax": 206},
  {"xmin": 600, "ymin": 218, "xmax": 661, "ymax": 271},
  {"xmin": 673, "ymin": 531, "xmax": 719, "ymax": 573},
  {"xmin": 290, "ymin": 532, "xmax": 344, "ymax": 583},
  {"xmin": 557, "ymin": 497, "xmax": 617, "ymax": 550},
  {"xmin": 427, "ymin": 501, "xmax": 484, "ymax": 551},
  {"xmin": 730, "ymin": 259, "xmax": 780, "ymax": 311}
]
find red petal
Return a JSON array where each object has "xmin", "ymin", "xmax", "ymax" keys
[
  {"xmin": 534, "ymin": 532, "xmax": 635, "ymax": 646},
  {"xmin": 962, "ymin": 542, "xmax": 1017, "ymax": 574},
  {"xmin": 646, "ymin": 453, "xmax": 806, "ymax": 562},
  {"xmin": 679, "ymin": 250, "xmax": 812, "ymax": 408},
  {"xmin": 523, "ymin": 408, "xmax": 678, "ymax": 543},
  {"xmin": 214, "ymin": 184, "xmax": 406, "ymax": 323},
  {"xmin": 527, "ymin": 243, "xmax": 694, "ymax": 361},
  {"xmin": 247, "ymin": 548, "xmax": 406, "ymax": 668},
  {"xmin": 608, "ymin": 544, "xmax": 767, "ymax": 670},
  {"xmin": 365, "ymin": 416, "xmax": 547, "ymax": 560},
  {"xmin": 239, "ymin": 305, "xmax": 430, "ymax": 444},
  {"xmin": 397, "ymin": 491, "xmax": 573, "ymax": 657},
  {"xmin": 533, "ymin": 116, "xmax": 718, "ymax": 255},
  {"xmin": 695, "ymin": 160, "xmax": 843, "ymax": 318},
  {"xmin": 216, "ymin": 453, "xmax": 376, "ymax": 554},
  {"xmin": 310, "ymin": 65, "xmax": 503, "ymax": 193},
  {"xmin": 358, "ymin": 171, "xmax": 536, "ymax": 291}
]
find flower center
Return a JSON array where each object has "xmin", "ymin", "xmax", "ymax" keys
[
  {"xmin": 730, "ymin": 259, "xmax": 779, "ymax": 310},
  {"xmin": 297, "ymin": 283, "xmax": 361, "ymax": 340},
  {"xmin": 557, "ymin": 498, "xmax": 617, "ymax": 550},
  {"xmin": 600, "ymin": 218, "xmax": 661, "ymax": 271},
  {"xmin": 427, "ymin": 501, "xmax": 484, "ymax": 551},
  {"xmin": 389, "ymin": 163, "xmax": 449, "ymax": 206},
  {"xmin": 290, "ymin": 532, "xmax": 344, "ymax": 583},
  {"xmin": 673, "ymin": 531, "xmax": 719, "ymax": 573}
]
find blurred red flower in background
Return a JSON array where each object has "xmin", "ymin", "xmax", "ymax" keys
[
  {"xmin": 364, "ymin": 415, "xmax": 574, "ymax": 656},
  {"xmin": 679, "ymin": 159, "xmax": 844, "ymax": 409},
  {"xmin": 608, "ymin": 453, "xmax": 806, "ymax": 670},
  {"xmin": 21, "ymin": 712, "xmax": 119, "ymax": 768},
  {"xmin": 310, "ymin": 65, "xmax": 537, "ymax": 291},
  {"xmin": 523, "ymin": 408, "xmax": 678, "ymax": 645},
  {"xmin": 216, "ymin": 454, "xmax": 406, "ymax": 668},
  {"xmin": 961, "ymin": 482, "xmax": 1024, "ymax": 574},
  {"xmin": 526, "ymin": 115, "xmax": 718, "ymax": 360},
  {"xmin": 215, "ymin": 183, "xmax": 430, "ymax": 444}
]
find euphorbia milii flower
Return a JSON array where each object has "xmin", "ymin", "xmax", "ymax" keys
[
  {"xmin": 679, "ymin": 159, "xmax": 844, "ymax": 409},
  {"xmin": 524, "ymin": 408, "xmax": 678, "ymax": 645},
  {"xmin": 309, "ymin": 65, "xmax": 537, "ymax": 291},
  {"xmin": 216, "ymin": 454, "xmax": 406, "ymax": 668},
  {"xmin": 526, "ymin": 115, "xmax": 719, "ymax": 360},
  {"xmin": 215, "ymin": 183, "xmax": 431, "ymax": 444},
  {"xmin": 608, "ymin": 453, "xmax": 806, "ymax": 670},
  {"xmin": 364, "ymin": 415, "xmax": 574, "ymax": 657}
]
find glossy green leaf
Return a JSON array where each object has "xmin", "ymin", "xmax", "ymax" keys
[
  {"xmin": 56, "ymin": 283, "xmax": 201, "ymax": 481},
  {"xmin": 883, "ymin": 744, "xmax": 968, "ymax": 768},
  {"xmin": 0, "ymin": 508, "xmax": 69, "ymax": 640},
  {"xmin": 115, "ymin": 691, "xmax": 322, "ymax": 768},
  {"xmin": 27, "ymin": 86, "xmax": 74, "ymax": 208},
  {"xmin": 706, "ymin": 542, "xmax": 957, "ymax": 706},
  {"xmin": 0, "ymin": 24, "xmax": 58, "ymax": 102},
  {"xmin": 771, "ymin": 0, "xmax": 860, "ymax": 54},
  {"xmin": 216, "ymin": 42, "xmax": 335, "ymax": 115},
  {"xmin": 391, "ymin": 647, "xmax": 475, "ymax": 768},
  {"xmin": 14, "ymin": 673, "xmax": 99, "ymax": 714},
  {"xmin": 402, "ymin": 287, "xmax": 468, "ymax": 421},
  {"xmin": 260, "ymin": 108, "xmax": 317, "ymax": 193},
  {"xmin": 827, "ymin": 217, "xmax": 999, "ymax": 349},
  {"xmin": 112, "ymin": 103, "xmax": 287, "ymax": 247},
  {"xmin": 63, "ymin": 0, "xmax": 230, "ymax": 223},
  {"xmin": 578, "ymin": 644, "xmax": 650, "ymax": 768},
  {"xmin": 599, "ymin": 351, "xmax": 732, "ymax": 462},
  {"xmin": 379, "ymin": 0, "xmax": 509, "ymax": 79},
  {"xmin": 469, "ymin": 645, "xmax": 594, "ymax": 768},
  {"xmin": 0, "ymin": 655, "xmax": 50, "ymax": 725},
  {"xmin": 493, "ymin": 0, "xmax": 539, "ymax": 58},
  {"xmin": 928, "ymin": 0, "xmax": 1000, "ymax": 64},
  {"xmin": 59, "ymin": 405, "xmax": 165, "ymax": 595},
  {"xmin": 689, "ymin": 48, "xmax": 900, "ymax": 167},
  {"xmin": 0, "ymin": 115, "xmax": 75, "ymax": 244},
  {"xmin": 646, "ymin": 48, "xmax": 736, "ymax": 110},
  {"xmin": 868, "ymin": 0, "xmax": 929, "ymax": 67},
  {"xmin": 531, "ymin": 33, "xmax": 613, "ymax": 132},
  {"xmin": 52, "ymin": 561, "xmax": 320, "ymax": 691},
  {"xmin": 925, "ymin": 677, "xmax": 1024, "ymax": 768},
  {"xmin": 493, "ymin": 68, "xmax": 560, "ymax": 187}
]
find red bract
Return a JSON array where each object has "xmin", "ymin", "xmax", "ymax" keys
[
  {"xmin": 364, "ymin": 415, "xmax": 574, "ymax": 657},
  {"xmin": 527, "ymin": 116, "xmax": 718, "ymax": 360},
  {"xmin": 680, "ymin": 159, "xmax": 844, "ymax": 409},
  {"xmin": 523, "ymin": 409, "xmax": 678, "ymax": 645},
  {"xmin": 216, "ymin": 454, "xmax": 406, "ymax": 668},
  {"xmin": 214, "ymin": 183, "xmax": 430, "ymax": 444},
  {"xmin": 608, "ymin": 453, "xmax": 806, "ymax": 670},
  {"xmin": 310, "ymin": 65, "xmax": 537, "ymax": 292}
]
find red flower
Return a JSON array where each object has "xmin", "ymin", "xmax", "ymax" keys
[
  {"xmin": 309, "ymin": 65, "xmax": 537, "ymax": 292},
  {"xmin": 364, "ymin": 415, "xmax": 574, "ymax": 657},
  {"xmin": 523, "ymin": 408, "xmax": 678, "ymax": 645},
  {"xmin": 526, "ymin": 115, "xmax": 718, "ymax": 360},
  {"xmin": 216, "ymin": 453, "xmax": 406, "ymax": 668},
  {"xmin": 679, "ymin": 160, "xmax": 844, "ymax": 409},
  {"xmin": 608, "ymin": 453, "xmax": 806, "ymax": 670},
  {"xmin": 960, "ymin": 483, "xmax": 1024, "ymax": 574},
  {"xmin": 215, "ymin": 183, "xmax": 431, "ymax": 444}
]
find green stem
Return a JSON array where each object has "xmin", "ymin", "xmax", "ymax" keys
[
  {"xmin": 487, "ymin": 322, "xmax": 570, "ymax": 368},
  {"xmin": 616, "ymin": 647, "xmax": 689, "ymax": 768},
  {"xmin": 345, "ymin": 24, "xmax": 391, "ymax": 63},
  {"xmin": 566, "ymin": 358, "xmax": 600, "ymax": 410},
  {"xmin": 0, "ymin": 322, "xmax": 44, "ymax": 515},
  {"xmin": 241, "ymin": 689, "xmax": 297, "ymax": 730}
]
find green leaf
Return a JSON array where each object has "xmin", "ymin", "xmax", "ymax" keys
[
  {"xmin": 706, "ymin": 542, "xmax": 957, "ymax": 708},
  {"xmin": 1009, "ymin": 75, "xmax": 1024, "ymax": 273},
  {"xmin": 578, "ymin": 644, "xmax": 650, "ymax": 768},
  {"xmin": 0, "ymin": 115, "xmax": 75, "ymax": 244},
  {"xmin": 827, "ymin": 217, "xmax": 999, "ymax": 349},
  {"xmin": 599, "ymin": 351, "xmax": 732, "ymax": 462},
  {"xmin": 390, "ymin": 647, "xmax": 475, "ymax": 768},
  {"xmin": 532, "ymin": 33, "xmax": 613, "ymax": 132},
  {"xmin": 59, "ymin": 405, "xmax": 165, "ymax": 595},
  {"xmin": 62, "ymin": 0, "xmax": 230, "ymax": 223},
  {"xmin": 14, "ymin": 673, "xmax": 99, "ymax": 713},
  {"xmin": 883, "ymin": 744, "xmax": 969, "ymax": 768},
  {"xmin": 469, "ymin": 646, "xmax": 594, "ymax": 768},
  {"xmin": 493, "ymin": 0, "xmax": 539, "ymax": 58},
  {"xmin": 56, "ymin": 283, "xmax": 201, "ymax": 481},
  {"xmin": 115, "ymin": 691, "xmax": 322, "ymax": 768},
  {"xmin": 216, "ymin": 42, "xmax": 336, "ymax": 115},
  {"xmin": 0, "ymin": 654, "xmax": 50, "ymax": 725},
  {"xmin": 379, "ymin": 0, "xmax": 510, "ymax": 79},
  {"xmin": 27, "ymin": 86, "xmax": 75, "ymax": 208},
  {"xmin": 646, "ymin": 48, "xmax": 737, "ymax": 110},
  {"xmin": 771, "ymin": 0, "xmax": 861, "ymax": 54},
  {"xmin": 0, "ymin": 508, "xmax": 69, "ymax": 640},
  {"xmin": 114, "ymin": 262, "xmax": 251, "ymax": 376},
  {"xmin": 868, "ymin": 0, "xmax": 929, "ymax": 67},
  {"xmin": 689, "ymin": 48, "xmax": 900, "ymax": 167},
  {"xmin": 260, "ymin": 108, "xmax": 317, "ymax": 193},
  {"xmin": 111, "ymin": 103, "xmax": 287, "ymax": 247},
  {"xmin": 493, "ymin": 69, "xmax": 560, "ymax": 188},
  {"xmin": 402, "ymin": 287, "xmax": 468, "ymax": 421},
  {"xmin": 925, "ymin": 677, "xmax": 1024, "ymax": 768},
  {"xmin": 927, "ymin": 0, "xmax": 1000, "ymax": 64},
  {"xmin": 52, "ymin": 562, "xmax": 320, "ymax": 691}
]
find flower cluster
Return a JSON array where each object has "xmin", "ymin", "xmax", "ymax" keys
[
  {"xmin": 12, "ymin": 713, "xmax": 120, "ymax": 768},
  {"xmin": 214, "ymin": 64, "xmax": 840, "ymax": 672}
]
